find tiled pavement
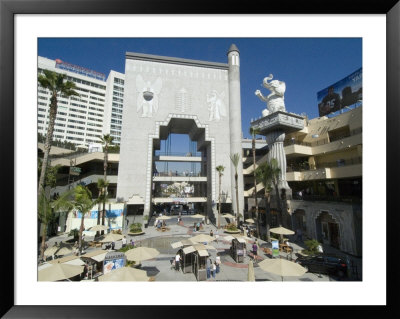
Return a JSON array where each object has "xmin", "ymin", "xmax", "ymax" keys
[{"xmin": 41, "ymin": 215, "xmax": 361, "ymax": 282}]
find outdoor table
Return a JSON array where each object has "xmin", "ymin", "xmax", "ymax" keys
[{"xmin": 279, "ymin": 243, "xmax": 292, "ymax": 253}]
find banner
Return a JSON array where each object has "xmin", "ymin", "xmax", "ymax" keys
[
  {"xmin": 103, "ymin": 252, "xmax": 126, "ymax": 274},
  {"xmin": 317, "ymin": 68, "xmax": 362, "ymax": 117},
  {"xmin": 272, "ymin": 240, "xmax": 280, "ymax": 257}
]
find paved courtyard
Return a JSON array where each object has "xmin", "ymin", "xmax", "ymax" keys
[{"xmin": 40, "ymin": 215, "xmax": 362, "ymax": 282}]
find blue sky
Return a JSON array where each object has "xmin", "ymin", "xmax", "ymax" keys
[{"xmin": 38, "ymin": 38, "xmax": 362, "ymax": 140}]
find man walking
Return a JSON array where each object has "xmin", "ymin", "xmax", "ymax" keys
[{"xmin": 175, "ymin": 253, "xmax": 181, "ymax": 271}]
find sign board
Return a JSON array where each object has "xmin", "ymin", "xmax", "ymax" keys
[
  {"xmin": 317, "ymin": 67, "xmax": 362, "ymax": 117},
  {"xmin": 69, "ymin": 166, "xmax": 82, "ymax": 176},
  {"xmin": 103, "ymin": 251, "xmax": 126, "ymax": 274},
  {"xmin": 272, "ymin": 240, "xmax": 280, "ymax": 258}
]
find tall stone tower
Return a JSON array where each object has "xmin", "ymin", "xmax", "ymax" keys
[{"xmin": 227, "ymin": 44, "xmax": 245, "ymax": 219}]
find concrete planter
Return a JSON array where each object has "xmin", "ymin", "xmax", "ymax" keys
[
  {"xmin": 224, "ymin": 229, "xmax": 241, "ymax": 234},
  {"xmin": 128, "ymin": 231, "xmax": 145, "ymax": 236}
]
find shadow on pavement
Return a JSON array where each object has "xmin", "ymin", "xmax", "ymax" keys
[{"xmin": 141, "ymin": 266, "xmax": 160, "ymax": 277}]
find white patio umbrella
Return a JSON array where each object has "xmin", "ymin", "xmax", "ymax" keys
[
  {"xmin": 245, "ymin": 218, "xmax": 255, "ymax": 224},
  {"xmin": 222, "ymin": 213, "xmax": 235, "ymax": 219},
  {"xmin": 100, "ymin": 233, "xmax": 123, "ymax": 243},
  {"xmin": 44, "ymin": 245, "xmax": 59, "ymax": 257},
  {"xmin": 38, "ymin": 263, "xmax": 84, "ymax": 281},
  {"xmin": 156, "ymin": 215, "xmax": 171, "ymax": 220},
  {"xmin": 258, "ymin": 258, "xmax": 307, "ymax": 281},
  {"xmin": 54, "ymin": 246, "xmax": 73, "ymax": 256},
  {"xmin": 248, "ymin": 260, "xmax": 255, "ymax": 282},
  {"xmin": 88, "ymin": 224, "xmax": 108, "ymax": 232},
  {"xmin": 98, "ymin": 267, "xmax": 150, "ymax": 282},
  {"xmin": 190, "ymin": 234, "xmax": 215, "ymax": 244},
  {"xmin": 222, "ymin": 235, "xmax": 235, "ymax": 242},
  {"xmin": 189, "ymin": 214, "xmax": 205, "ymax": 219},
  {"xmin": 193, "ymin": 244, "xmax": 216, "ymax": 251},
  {"xmin": 125, "ymin": 247, "xmax": 160, "ymax": 262},
  {"xmin": 269, "ymin": 226, "xmax": 295, "ymax": 235}
]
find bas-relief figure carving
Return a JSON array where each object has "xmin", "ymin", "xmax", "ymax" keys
[
  {"xmin": 255, "ymin": 74, "xmax": 286, "ymax": 116},
  {"xmin": 136, "ymin": 74, "xmax": 162, "ymax": 117},
  {"xmin": 207, "ymin": 90, "xmax": 226, "ymax": 122}
]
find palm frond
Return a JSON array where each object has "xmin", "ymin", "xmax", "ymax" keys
[{"xmin": 230, "ymin": 153, "xmax": 240, "ymax": 168}]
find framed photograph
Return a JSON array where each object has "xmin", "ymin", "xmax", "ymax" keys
[{"xmin": 1, "ymin": 0, "xmax": 398, "ymax": 317}]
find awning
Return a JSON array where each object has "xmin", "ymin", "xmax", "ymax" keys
[
  {"xmin": 64, "ymin": 258, "xmax": 85, "ymax": 266},
  {"xmin": 90, "ymin": 252, "xmax": 108, "ymax": 262},
  {"xmin": 81, "ymin": 250, "xmax": 108, "ymax": 258},
  {"xmin": 171, "ymin": 241, "xmax": 183, "ymax": 249},
  {"xmin": 127, "ymin": 195, "xmax": 144, "ymax": 205},
  {"xmin": 48, "ymin": 255, "xmax": 79, "ymax": 264},
  {"xmin": 197, "ymin": 250, "xmax": 209, "ymax": 257},
  {"xmin": 182, "ymin": 246, "xmax": 196, "ymax": 254}
]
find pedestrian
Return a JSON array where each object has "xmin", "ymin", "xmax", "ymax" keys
[
  {"xmin": 215, "ymin": 229, "xmax": 219, "ymax": 243},
  {"xmin": 130, "ymin": 239, "xmax": 134, "ymax": 247},
  {"xmin": 196, "ymin": 222, "xmax": 200, "ymax": 231},
  {"xmin": 206, "ymin": 257, "xmax": 211, "ymax": 279},
  {"xmin": 193, "ymin": 222, "xmax": 197, "ymax": 232},
  {"xmin": 210, "ymin": 229, "xmax": 214, "ymax": 237},
  {"xmin": 212, "ymin": 262, "xmax": 217, "ymax": 279},
  {"xmin": 122, "ymin": 236, "xmax": 127, "ymax": 248},
  {"xmin": 111, "ymin": 241, "xmax": 115, "ymax": 250},
  {"xmin": 216, "ymin": 254, "xmax": 221, "ymax": 274},
  {"xmin": 317, "ymin": 243, "xmax": 323, "ymax": 254},
  {"xmin": 252, "ymin": 240, "xmax": 258, "ymax": 261},
  {"xmin": 175, "ymin": 253, "xmax": 181, "ymax": 271}
]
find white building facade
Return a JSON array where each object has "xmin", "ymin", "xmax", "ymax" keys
[
  {"xmin": 38, "ymin": 56, "xmax": 107, "ymax": 145},
  {"xmin": 102, "ymin": 70, "xmax": 125, "ymax": 144}
]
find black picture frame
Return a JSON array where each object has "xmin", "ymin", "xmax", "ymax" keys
[{"xmin": 1, "ymin": 0, "xmax": 398, "ymax": 317}]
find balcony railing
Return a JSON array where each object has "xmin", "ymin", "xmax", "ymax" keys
[
  {"xmin": 285, "ymin": 128, "xmax": 361, "ymax": 148},
  {"xmin": 292, "ymin": 193, "xmax": 361, "ymax": 203},
  {"xmin": 286, "ymin": 157, "xmax": 362, "ymax": 172},
  {"xmin": 154, "ymin": 171, "xmax": 204, "ymax": 177},
  {"xmin": 155, "ymin": 151, "xmax": 202, "ymax": 157}
]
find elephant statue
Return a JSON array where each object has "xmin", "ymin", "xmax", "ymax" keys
[{"xmin": 255, "ymin": 74, "xmax": 286, "ymax": 116}]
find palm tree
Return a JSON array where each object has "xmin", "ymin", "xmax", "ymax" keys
[
  {"xmin": 215, "ymin": 165, "xmax": 225, "ymax": 229},
  {"xmin": 38, "ymin": 162, "xmax": 61, "ymax": 260},
  {"xmin": 230, "ymin": 153, "xmax": 241, "ymax": 228},
  {"xmin": 97, "ymin": 178, "xmax": 109, "ymax": 235},
  {"xmin": 55, "ymin": 185, "xmax": 97, "ymax": 255},
  {"xmin": 255, "ymin": 161, "xmax": 274, "ymax": 242},
  {"xmin": 99, "ymin": 134, "xmax": 114, "ymax": 231},
  {"xmin": 38, "ymin": 191, "xmax": 56, "ymax": 261},
  {"xmin": 37, "ymin": 70, "xmax": 79, "ymax": 196},
  {"xmin": 249, "ymin": 127, "xmax": 261, "ymax": 238}
]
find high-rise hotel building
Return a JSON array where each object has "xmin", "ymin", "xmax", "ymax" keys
[
  {"xmin": 102, "ymin": 71, "xmax": 125, "ymax": 145},
  {"xmin": 38, "ymin": 57, "xmax": 108, "ymax": 145}
]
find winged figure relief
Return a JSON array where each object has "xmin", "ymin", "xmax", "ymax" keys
[
  {"xmin": 136, "ymin": 74, "xmax": 163, "ymax": 117},
  {"xmin": 207, "ymin": 90, "xmax": 226, "ymax": 122}
]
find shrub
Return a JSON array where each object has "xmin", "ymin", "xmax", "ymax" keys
[
  {"xmin": 112, "ymin": 229, "xmax": 122, "ymax": 235},
  {"xmin": 130, "ymin": 223, "xmax": 142, "ymax": 233},
  {"xmin": 303, "ymin": 239, "xmax": 320, "ymax": 255},
  {"xmin": 68, "ymin": 228, "xmax": 79, "ymax": 239},
  {"xmin": 226, "ymin": 223, "xmax": 238, "ymax": 231},
  {"xmin": 118, "ymin": 244, "xmax": 134, "ymax": 253}
]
